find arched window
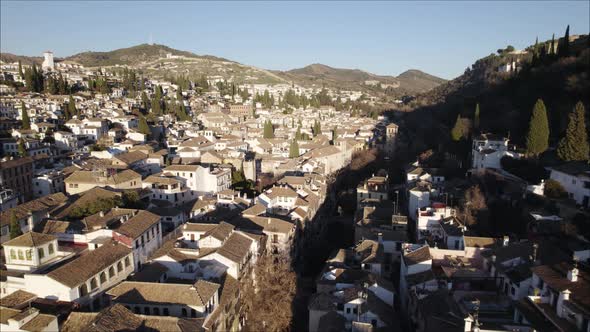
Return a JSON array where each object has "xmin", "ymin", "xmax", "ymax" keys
[
  {"xmin": 90, "ymin": 278, "xmax": 98, "ymax": 290},
  {"xmin": 191, "ymin": 309, "xmax": 197, "ymax": 318},
  {"xmin": 25, "ymin": 250, "xmax": 32, "ymax": 261},
  {"xmin": 109, "ymin": 266, "xmax": 115, "ymax": 278},
  {"xmin": 10, "ymin": 249, "xmax": 16, "ymax": 260},
  {"xmin": 38, "ymin": 248, "xmax": 45, "ymax": 259},
  {"xmin": 153, "ymin": 307, "xmax": 160, "ymax": 315},
  {"xmin": 144, "ymin": 307, "xmax": 150, "ymax": 315},
  {"xmin": 134, "ymin": 307, "xmax": 141, "ymax": 314},
  {"xmin": 48, "ymin": 243, "xmax": 55, "ymax": 255},
  {"xmin": 181, "ymin": 308, "xmax": 187, "ymax": 317},
  {"xmin": 124, "ymin": 257, "xmax": 130, "ymax": 268},
  {"xmin": 117, "ymin": 262, "xmax": 123, "ymax": 272},
  {"xmin": 163, "ymin": 308, "xmax": 169, "ymax": 316},
  {"xmin": 99, "ymin": 272, "xmax": 107, "ymax": 284},
  {"xmin": 79, "ymin": 284, "xmax": 88, "ymax": 297},
  {"xmin": 18, "ymin": 250, "xmax": 24, "ymax": 260}
]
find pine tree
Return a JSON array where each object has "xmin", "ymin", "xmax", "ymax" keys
[
  {"xmin": 525, "ymin": 99, "xmax": 550, "ymax": 156},
  {"xmin": 289, "ymin": 140, "xmax": 300, "ymax": 158},
  {"xmin": 18, "ymin": 61, "xmax": 24, "ymax": 78},
  {"xmin": 9, "ymin": 211, "xmax": 23, "ymax": 239},
  {"xmin": 557, "ymin": 102, "xmax": 589, "ymax": 161},
  {"xmin": 138, "ymin": 115, "xmax": 151, "ymax": 136},
  {"xmin": 451, "ymin": 115, "xmax": 465, "ymax": 141},
  {"xmin": 474, "ymin": 103, "xmax": 480, "ymax": 130},
  {"xmin": 21, "ymin": 102, "xmax": 30, "ymax": 129}
]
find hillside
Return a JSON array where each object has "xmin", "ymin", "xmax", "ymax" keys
[
  {"xmin": 399, "ymin": 34, "xmax": 590, "ymax": 155},
  {"xmin": 275, "ymin": 63, "xmax": 445, "ymax": 95},
  {"xmin": 0, "ymin": 52, "xmax": 43, "ymax": 66}
]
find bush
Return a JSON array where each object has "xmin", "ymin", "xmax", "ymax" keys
[{"xmin": 544, "ymin": 179, "xmax": 567, "ymax": 199}]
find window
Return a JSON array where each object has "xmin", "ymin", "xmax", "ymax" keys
[
  {"xmin": 18, "ymin": 250, "xmax": 24, "ymax": 260},
  {"xmin": 163, "ymin": 308, "xmax": 169, "ymax": 316},
  {"xmin": 10, "ymin": 249, "xmax": 16, "ymax": 260},
  {"xmin": 134, "ymin": 307, "xmax": 141, "ymax": 314},
  {"xmin": 124, "ymin": 256, "xmax": 130, "ymax": 268},
  {"xmin": 353, "ymin": 307, "xmax": 358, "ymax": 314},
  {"xmin": 99, "ymin": 272, "xmax": 107, "ymax": 284},
  {"xmin": 25, "ymin": 250, "xmax": 32, "ymax": 261},
  {"xmin": 182, "ymin": 308, "xmax": 187, "ymax": 317},
  {"xmin": 191, "ymin": 309, "xmax": 197, "ymax": 317},
  {"xmin": 511, "ymin": 287, "xmax": 516, "ymax": 296},
  {"xmin": 153, "ymin": 307, "xmax": 160, "ymax": 315},
  {"xmin": 79, "ymin": 284, "xmax": 88, "ymax": 297},
  {"xmin": 109, "ymin": 266, "xmax": 115, "ymax": 278},
  {"xmin": 48, "ymin": 243, "xmax": 54, "ymax": 255},
  {"xmin": 117, "ymin": 261, "xmax": 123, "ymax": 272},
  {"xmin": 38, "ymin": 247, "xmax": 45, "ymax": 259},
  {"xmin": 90, "ymin": 278, "xmax": 98, "ymax": 290},
  {"xmin": 144, "ymin": 307, "xmax": 150, "ymax": 315},
  {"xmin": 346, "ymin": 308, "xmax": 351, "ymax": 314}
]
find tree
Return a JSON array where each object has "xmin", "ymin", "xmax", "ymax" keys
[
  {"xmin": 21, "ymin": 101, "xmax": 30, "ymax": 129},
  {"xmin": 525, "ymin": 99, "xmax": 550, "ymax": 157},
  {"xmin": 461, "ymin": 185, "xmax": 487, "ymax": 227},
  {"xmin": 474, "ymin": 103, "xmax": 480, "ymax": 130},
  {"xmin": 17, "ymin": 139, "xmax": 27, "ymax": 157},
  {"xmin": 240, "ymin": 253, "xmax": 296, "ymax": 332},
  {"xmin": 68, "ymin": 95, "xmax": 77, "ymax": 118},
  {"xmin": 18, "ymin": 60, "xmax": 24, "ymax": 78},
  {"xmin": 263, "ymin": 120, "xmax": 274, "ymax": 139},
  {"xmin": 558, "ymin": 25, "xmax": 570, "ymax": 58},
  {"xmin": 138, "ymin": 115, "xmax": 151, "ymax": 136},
  {"xmin": 557, "ymin": 102, "xmax": 589, "ymax": 161},
  {"xmin": 122, "ymin": 190, "xmax": 144, "ymax": 209},
  {"xmin": 544, "ymin": 179, "xmax": 566, "ymax": 199},
  {"xmin": 313, "ymin": 120, "xmax": 322, "ymax": 136},
  {"xmin": 141, "ymin": 91, "xmax": 150, "ymax": 111},
  {"xmin": 451, "ymin": 115, "xmax": 465, "ymax": 141},
  {"xmin": 9, "ymin": 211, "xmax": 23, "ymax": 239},
  {"xmin": 289, "ymin": 139, "xmax": 300, "ymax": 158}
]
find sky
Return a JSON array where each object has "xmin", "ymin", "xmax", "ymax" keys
[{"xmin": 1, "ymin": 1, "xmax": 588, "ymax": 79}]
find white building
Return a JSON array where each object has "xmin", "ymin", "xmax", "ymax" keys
[
  {"xmin": 42, "ymin": 51, "xmax": 54, "ymax": 71},
  {"xmin": 548, "ymin": 162, "xmax": 590, "ymax": 208},
  {"xmin": 471, "ymin": 134, "xmax": 518, "ymax": 170}
]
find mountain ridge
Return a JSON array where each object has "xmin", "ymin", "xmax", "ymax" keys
[{"xmin": 1, "ymin": 43, "xmax": 446, "ymax": 94}]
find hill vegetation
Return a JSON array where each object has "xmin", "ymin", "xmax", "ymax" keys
[{"xmin": 398, "ymin": 30, "xmax": 589, "ymax": 158}]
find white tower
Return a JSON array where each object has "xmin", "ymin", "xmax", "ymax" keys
[{"xmin": 42, "ymin": 51, "xmax": 54, "ymax": 71}]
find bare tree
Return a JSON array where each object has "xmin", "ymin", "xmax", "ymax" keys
[
  {"xmin": 461, "ymin": 185, "xmax": 487, "ymax": 226},
  {"xmin": 241, "ymin": 252, "xmax": 297, "ymax": 332}
]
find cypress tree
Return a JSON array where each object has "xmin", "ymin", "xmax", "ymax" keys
[
  {"xmin": 138, "ymin": 115, "xmax": 151, "ymax": 136},
  {"xmin": 558, "ymin": 25, "xmax": 570, "ymax": 58},
  {"xmin": 141, "ymin": 91, "xmax": 150, "ymax": 111},
  {"xmin": 263, "ymin": 120, "xmax": 274, "ymax": 139},
  {"xmin": 9, "ymin": 211, "xmax": 23, "ymax": 239},
  {"xmin": 451, "ymin": 115, "xmax": 464, "ymax": 141},
  {"xmin": 18, "ymin": 60, "xmax": 24, "ymax": 78},
  {"xmin": 68, "ymin": 95, "xmax": 77, "ymax": 118},
  {"xmin": 289, "ymin": 139, "xmax": 300, "ymax": 158},
  {"xmin": 21, "ymin": 101, "xmax": 30, "ymax": 129},
  {"xmin": 525, "ymin": 99, "xmax": 550, "ymax": 156},
  {"xmin": 17, "ymin": 139, "xmax": 27, "ymax": 157},
  {"xmin": 474, "ymin": 103, "xmax": 480, "ymax": 130},
  {"xmin": 550, "ymin": 34, "xmax": 556, "ymax": 56},
  {"xmin": 557, "ymin": 102, "xmax": 589, "ymax": 161}
]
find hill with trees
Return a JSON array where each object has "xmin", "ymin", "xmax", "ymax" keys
[{"xmin": 398, "ymin": 29, "xmax": 589, "ymax": 158}]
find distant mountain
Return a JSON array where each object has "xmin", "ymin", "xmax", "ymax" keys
[
  {"xmin": 275, "ymin": 63, "xmax": 446, "ymax": 95},
  {"xmin": 64, "ymin": 44, "xmax": 230, "ymax": 67}
]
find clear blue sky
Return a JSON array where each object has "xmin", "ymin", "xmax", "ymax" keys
[{"xmin": 1, "ymin": 1, "xmax": 588, "ymax": 79}]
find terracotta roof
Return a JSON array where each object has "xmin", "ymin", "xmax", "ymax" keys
[
  {"xmin": 2, "ymin": 232, "xmax": 56, "ymax": 248},
  {"xmin": 403, "ymin": 246, "xmax": 432, "ymax": 266},
  {"xmin": 532, "ymin": 262, "xmax": 590, "ymax": 314},
  {"xmin": 107, "ymin": 280, "xmax": 219, "ymax": 307},
  {"xmin": 242, "ymin": 203, "xmax": 266, "ymax": 216},
  {"xmin": 202, "ymin": 221, "xmax": 234, "ymax": 241},
  {"xmin": 20, "ymin": 313, "xmax": 57, "ymax": 331},
  {"xmin": 0, "ymin": 290, "xmax": 36, "ymax": 308},
  {"xmin": 65, "ymin": 169, "xmax": 141, "ymax": 185},
  {"xmin": 463, "ymin": 236, "xmax": 498, "ymax": 249},
  {"xmin": 114, "ymin": 210, "xmax": 161, "ymax": 239},
  {"xmin": 113, "ymin": 150, "xmax": 147, "ymax": 165},
  {"xmin": 47, "ymin": 241, "xmax": 132, "ymax": 288},
  {"xmin": 61, "ymin": 304, "xmax": 142, "ymax": 332},
  {"xmin": 130, "ymin": 262, "xmax": 168, "ymax": 282},
  {"xmin": 0, "ymin": 193, "xmax": 68, "ymax": 227},
  {"xmin": 216, "ymin": 232, "xmax": 253, "ymax": 263}
]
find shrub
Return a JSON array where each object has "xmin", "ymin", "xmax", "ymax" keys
[{"xmin": 544, "ymin": 179, "xmax": 567, "ymax": 199}]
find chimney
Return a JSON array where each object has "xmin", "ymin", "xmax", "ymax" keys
[
  {"xmin": 567, "ymin": 263, "xmax": 579, "ymax": 282},
  {"xmin": 502, "ymin": 236, "xmax": 509, "ymax": 247},
  {"xmin": 99, "ymin": 211, "xmax": 104, "ymax": 217},
  {"xmin": 562, "ymin": 289, "xmax": 571, "ymax": 301},
  {"xmin": 377, "ymin": 233, "xmax": 383, "ymax": 244}
]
